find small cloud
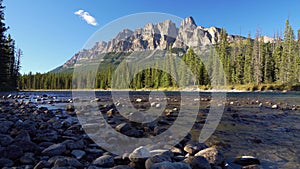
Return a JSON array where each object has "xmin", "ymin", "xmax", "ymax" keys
[{"xmin": 74, "ymin": 9, "xmax": 98, "ymax": 26}]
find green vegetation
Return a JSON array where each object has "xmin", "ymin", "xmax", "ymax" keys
[
  {"xmin": 18, "ymin": 19, "xmax": 300, "ymax": 91},
  {"xmin": 0, "ymin": 0, "xmax": 21, "ymax": 91}
]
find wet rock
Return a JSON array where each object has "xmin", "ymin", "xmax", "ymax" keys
[
  {"xmin": 92, "ymin": 155, "xmax": 115, "ymax": 168},
  {"xmin": 155, "ymin": 103, "xmax": 161, "ymax": 108},
  {"xmin": 271, "ymin": 104, "xmax": 278, "ymax": 109},
  {"xmin": 5, "ymin": 144, "xmax": 24, "ymax": 159},
  {"xmin": 64, "ymin": 139, "xmax": 85, "ymax": 150},
  {"xmin": 195, "ymin": 147, "xmax": 224, "ymax": 165},
  {"xmin": 42, "ymin": 143, "xmax": 66, "ymax": 156},
  {"xmin": 150, "ymin": 150, "xmax": 174, "ymax": 157},
  {"xmin": 15, "ymin": 130, "xmax": 31, "ymax": 142},
  {"xmin": 173, "ymin": 155, "xmax": 185, "ymax": 162},
  {"xmin": 0, "ymin": 158, "xmax": 14, "ymax": 167},
  {"xmin": 82, "ymin": 123, "xmax": 100, "ymax": 134},
  {"xmin": 154, "ymin": 127, "xmax": 168, "ymax": 135},
  {"xmin": 242, "ymin": 164, "xmax": 262, "ymax": 169},
  {"xmin": 112, "ymin": 165, "xmax": 135, "ymax": 169},
  {"xmin": 170, "ymin": 147, "xmax": 183, "ymax": 156},
  {"xmin": 0, "ymin": 121, "xmax": 13, "ymax": 133},
  {"xmin": 128, "ymin": 112, "xmax": 145, "ymax": 122},
  {"xmin": 53, "ymin": 157, "xmax": 83, "ymax": 168},
  {"xmin": 184, "ymin": 141, "xmax": 207, "ymax": 155},
  {"xmin": 14, "ymin": 140, "xmax": 41, "ymax": 153},
  {"xmin": 150, "ymin": 102, "xmax": 157, "ymax": 107},
  {"xmin": 20, "ymin": 152, "xmax": 35, "ymax": 164},
  {"xmin": 66, "ymin": 104, "xmax": 75, "ymax": 111},
  {"xmin": 250, "ymin": 137, "xmax": 262, "ymax": 144},
  {"xmin": 113, "ymin": 155, "xmax": 129, "ymax": 166},
  {"xmin": 0, "ymin": 134, "xmax": 13, "ymax": 146},
  {"xmin": 150, "ymin": 161, "xmax": 192, "ymax": 169},
  {"xmin": 136, "ymin": 98, "xmax": 143, "ymax": 102},
  {"xmin": 86, "ymin": 148, "xmax": 104, "ymax": 155},
  {"xmin": 184, "ymin": 156, "xmax": 211, "ymax": 169},
  {"xmin": 116, "ymin": 123, "xmax": 131, "ymax": 133},
  {"xmin": 129, "ymin": 146, "xmax": 151, "ymax": 162},
  {"xmin": 124, "ymin": 128, "xmax": 144, "ymax": 137},
  {"xmin": 233, "ymin": 156, "xmax": 260, "ymax": 166},
  {"xmin": 35, "ymin": 130, "xmax": 58, "ymax": 142},
  {"xmin": 71, "ymin": 150, "xmax": 85, "ymax": 160},
  {"xmin": 145, "ymin": 155, "xmax": 172, "ymax": 169},
  {"xmin": 33, "ymin": 160, "xmax": 51, "ymax": 169}
]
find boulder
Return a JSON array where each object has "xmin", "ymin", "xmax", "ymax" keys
[
  {"xmin": 92, "ymin": 154, "xmax": 115, "ymax": 168},
  {"xmin": 184, "ymin": 141, "xmax": 207, "ymax": 155},
  {"xmin": 184, "ymin": 156, "xmax": 211, "ymax": 169},
  {"xmin": 195, "ymin": 147, "xmax": 224, "ymax": 165},
  {"xmin": 145, "ymin": 155, "xmax": 172, "ymax": 169},
  {"xmin": 129, "ymin": 146, "xmax": 151, "ymax": 162}
]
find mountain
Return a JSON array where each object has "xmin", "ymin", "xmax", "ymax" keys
[{"xmin": 59, "ymin": 16, "xmax": 244, "ymax": 70}]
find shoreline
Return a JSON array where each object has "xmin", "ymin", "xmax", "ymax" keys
[{"xmin": 15, "ymin": 88, "xmax": 296, "ymax": 93}]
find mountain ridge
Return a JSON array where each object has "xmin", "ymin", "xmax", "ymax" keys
[{"xmin": 60, "ymin": 16, "xmax": 249, "ymax": 69}]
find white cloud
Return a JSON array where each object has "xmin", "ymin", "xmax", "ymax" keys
[{"xmin": 74, "ymin": 9, "xmax": 98, "ymax": 26}]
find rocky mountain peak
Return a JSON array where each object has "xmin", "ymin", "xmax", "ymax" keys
[
  {"xmin": 114, "ymin": 29, "xmax": 134, "ymax": 41},
  {"xmin": 182, "ymin": 16, "xmax": 197, "ymax": 29},
  {"xmin": 61, "ymin": 16, "xmax": 246, "ymax": 69}
]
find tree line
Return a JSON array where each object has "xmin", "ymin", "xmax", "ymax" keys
[
  {"xmin": 0, "ymin": 0, "xmax": 22, "ymax": 91},
  {"xmin": 18, "ymin": 19, "xmax": 300, "ymax": 90}
]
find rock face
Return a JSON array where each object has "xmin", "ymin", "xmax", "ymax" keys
[{"xmin": 61, "ymin": 16, "xmax": 244, "ymax": 69}]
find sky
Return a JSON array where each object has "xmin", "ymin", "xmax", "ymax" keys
[{"xmin": 3, "ymin": 0, "xmax": 300, "ymax": 74}]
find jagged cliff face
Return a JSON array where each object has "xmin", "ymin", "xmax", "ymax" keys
[{"xmin": 63, "ymin": 16, "xmax": 242, "ymax": 68}]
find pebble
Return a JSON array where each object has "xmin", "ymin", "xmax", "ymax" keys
[
  {"xmin": 136, "ymin": 98, "xmax": 143, "ymax": 102},
  {"xmin": 184, "ymin": 140, "xmax": 207, "ymax": 155},
  {"xmin": 42, "ymin": 143, "xmax": 67, "ymax": 156},
  {"xmin": 195, "ymin": 147, "xmax": 224, "ymax": 165},
  {"xmin": 92, "ymin": 155, "xmax": 115, "ymax": 168},
  {"xmin": 271, "ymin": 104, "xmax": 278, "ymax": 109},
  {"xmin": 71, "ymin": 150, "xmax": 86, "ymax": 159},
  {"xmin": 234, "ymin": 156, "xmax": 260, "ymax": 166},
  {"xmin": 0, "ymin": 158, "xmax": 14, "ymax": 167},
  {"xmin": 184, "ymin": 156, "xmax": 211, "ymax": 169},
  {"xmin": 129, "ymin": 146, "xmax": 151, "ymax": 162},
  {"xmin": 150, "ymin": 161, "xmax": 192, "ymax": 169},
  {"xmin": 0, "ymin": 134, "xmax": 13, "ymax": 146},
  {"xmin": 145, "ymin": 155, "xmax": 172, "ymax": 169}
]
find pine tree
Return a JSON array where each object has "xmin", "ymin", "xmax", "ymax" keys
[
  {"xmin": 252, "ymin": 30, "xmax": 263, "ymax": 85},
  {"xmin": 0, "ymin": 0, "xmax": 20, "ymax": 91},
  {"xmin": 273, "ymin": 35, "xmax": 282, "ymax": 82},
  {"xmin": 264, "ymin": 43, "xmax": 275, "ymax": 83},
  {"xmin": 280, "ymin": 20, "xmax": 296, "ymax": 84},
  {"xmin": 244, "ymin": 33, "xmax": 253, "ymax": 84}
]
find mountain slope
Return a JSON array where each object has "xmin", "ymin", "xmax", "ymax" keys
[{"xmin": 56, "ymin": 16, "xmax": 245, "ymax": 71}]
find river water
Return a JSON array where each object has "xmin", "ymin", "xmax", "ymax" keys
[{"xmin": 2, "ymin": 91, "xmax": 300, "ymax": 168}]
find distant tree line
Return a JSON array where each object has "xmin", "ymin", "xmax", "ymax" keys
[
  {"xmin": 0, "ymin": 0, "xmax": 21, "ymax": 91},
  {"xmin": 18, "ymin": 20, "xmax": 300, "ymax": 90}
]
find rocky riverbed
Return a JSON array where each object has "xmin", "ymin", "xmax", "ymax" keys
[{"xmin": 0, "ymin": 92, "xmax": 299, "ymax": 169}]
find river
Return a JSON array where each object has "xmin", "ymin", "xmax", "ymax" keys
[{"xmin": 1, "ymin": 91, "xmax": 300, "ymax": 168}]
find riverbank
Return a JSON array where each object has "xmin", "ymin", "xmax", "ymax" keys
[
  {"xmin": 0, "ymin": 92, "xmax": 299, "ymax": 168},
  {"xmin": 16, "ymin": 83, "xmax": 300, "ymax": 92}
]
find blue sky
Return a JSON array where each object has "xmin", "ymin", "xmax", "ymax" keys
[{"xmin": 3, "ymin": 0, "xmax": 300, "ymax": 74}]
